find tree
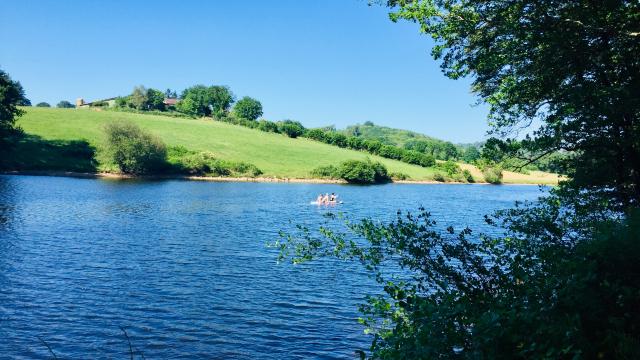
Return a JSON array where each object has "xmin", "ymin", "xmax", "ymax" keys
[
  {"xmin": 175, "ymin": 97, "xmax": 199, "ymax": 116},
  {"xmin": 146, "ymin": 88, "xmax": 165, "ymax": 111},
  {"xmin": 35, "ymin": 102, "xmax": 50, "ymax": 107},
  {"xmin": 386, "ymin": 0, "xmax": 640, "ymax": 207},
  {"xmin": 56, "ymin": 100, "xmax": 75, "ymax": 108},
  {"xmin": 129, "ymin": 86, "xmax": 148, "ymax": 110},
  {"xmin": 179, "ymin": 85, "xmax": 235, "ymax": 117},
  {"xmin": 0, "ymin": 69, "xmax": 28, "ymax": 145},
  {"xmin": 233, "ymin": 96, "xmax": 263, "ymax": 120},
  {"xmin": 164, "ymin": 88, "xmax": 177, "ymax": 99},
  {"xmin": 209, "ymin": 85, "xmax": 235, "ymax": 117},
  {"xmin": 103, "ymin": 121, "xmax": 167, "ymax": 175},
  {"xmin": 462, "ymin": 146, "xmax": 480, "ymax": 163},
  {"xmin": 277, "ymin": 120, "xmax": 305, "ymax": 138}
]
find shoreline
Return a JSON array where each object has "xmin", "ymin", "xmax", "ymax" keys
[{"xmin": 0, "ymin": 170, "xmax": 552, "ymax": 186}]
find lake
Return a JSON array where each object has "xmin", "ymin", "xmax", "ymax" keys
[{"xmin": 0, "ymin": 175, "xmax": 546, "ymax": 359}]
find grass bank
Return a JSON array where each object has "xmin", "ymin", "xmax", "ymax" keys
[{"xmin": 12, "ymin": 108, "xmax": 559, "ymax": 184}]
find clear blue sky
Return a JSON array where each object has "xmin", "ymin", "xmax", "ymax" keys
[{"xmin": 0, "ymin": 0, "xmax": 490, "ymax": 143}]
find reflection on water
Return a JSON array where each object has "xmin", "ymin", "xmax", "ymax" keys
[{"xmin": 0, "ymin": 175, "xmax": 545, "ymax": 359}]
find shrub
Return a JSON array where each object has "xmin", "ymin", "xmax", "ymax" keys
[
  {"xmin": 438, "ymin": 160, "xmax": 461, "ymax": 176},
  {"xmin": 224, "ymin": 160, "xmax": 263, "ymax": 177},
  {"xmin": 325, "ymin": 132, "xmax": 348, "ymax": 147},
  {"xmin": 305, "ymin": 128, "xmax": 327, "ymax": 142},
  {"xmin": 167, "ymin": 146, "xmax": 262, "ymax": 177},
  {"xmin": 462, "ymin": 169, "xmax": 475, "ymax": 183},
  {"xmin": 257, "ymin": 120, "xmax": 279, "ymax": 133},
  {"xmin": 336, "ymin": 159, "xmax": 390, "ymax": 184},
  {"xmin": 310, "ymin": 165, "xmax": 338, "ymax": 179},
  {"xmin": 36, "ymin": 102, "xmax": 51, "ymax": 107},
  {"xmin": 389, "ymin": 172, "xmax": 409, "ymax": 181},
  {"xmin": 483, "ymin": 166, "xmax": 503, "ymax": 184},
  {"xmin": 377, "ymin": 145, "xmax": 403, "ymax": 160},
  {"xmin": 277, "ymin": 120, "xmax": 305, "ymax": 138},
  {"xmin": 103, "ymin": 121, "xmax": 167, "ymax": 175},
  {"xmin": 433, "ymin": 172, "xmax": 446, "ymax": 182}
]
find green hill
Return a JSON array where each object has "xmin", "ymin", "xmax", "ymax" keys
[
  {"xmin": 9, "ymin": 108, "xmax": 558, "ymax": 184},
  {"xmin": 340, "ymin": 122, "xmax": 441, "ymax": 147}
]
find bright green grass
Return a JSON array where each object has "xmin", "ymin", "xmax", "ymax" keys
[{"xmin": 17, "ymin": 108, "xmax": 442, "ymax": 179}]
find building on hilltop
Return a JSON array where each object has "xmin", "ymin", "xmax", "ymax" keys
[{"xmin": 76, "ymin": 97, "xmax": 117, "ymax": 109}]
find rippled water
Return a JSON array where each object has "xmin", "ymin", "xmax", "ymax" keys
[{"xmin": 0, "ymin": 175, "xmax": 546, "ymax": 359}]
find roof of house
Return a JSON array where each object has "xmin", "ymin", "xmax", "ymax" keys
[{"xmin": 163, "ymin": 98, "xmax": 178, "ymax": 105}]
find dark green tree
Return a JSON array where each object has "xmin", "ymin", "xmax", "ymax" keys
[
  {"xmin": 179, "ymin": 85, "xmax": 235, "ymax": 117},
  {"xmin": 56, "ymin": 100, "xmax": 75, "ymax": 108},
  {"xmin": 35, "ymin": 102, "xmax": 50, "ymax": 107},
  {"xmin": 385, "ymin": 0, "xmax": 640, "ymax": 207},
  {"xmin": 233, "ymin": 96, "xmax": 263, "ymax": 120},
  {"xmin": 0, "ymin": 69, "xmax": 28, "ymax": 146},
  {"xmin": 146, "ymin": 88, "xmax": 165, "ymax": 111}
]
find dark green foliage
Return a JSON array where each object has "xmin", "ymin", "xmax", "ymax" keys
[
  {"xmin": 310, "ymin": 165, "xmax": 338, "ymax": 179},
  {"xmin": 0, "ymin": 69, "xmax": 27, "ymax": 146},
  {"xmin": 56, "ymin": 100, "xmax": 75, "ymax": 108},
  {"xmin": 146, "ymin": 88, "xmax": 165, "ymax": 111},
  {"xmin": 257, "ymin": 120, "xmax": 279, "ymax": 133},
  {"xmin": 277, "ymin": 120, "xmax": 305, "ymax": 138},
  {"xmin": 275, "ymin": 207, "xmax": 640, "ymax": 359},
  {"xmin": 35, "ymin": 102, "xmax": 50, "ymax": 107},
  {"xmin": 233, "ymin": 96, "xmax": 263, "ymax": 121},
  {"xmin": 0, "ymin": 134, "xmax": 97, "ymax": 172},
  {"xmin": 389, "ymin": 0, "xmax": 640, "ymax": 206},
  {"xmin": 103, "ymin": 121, "xmax": 167, "ymax": 175},
  {"xmin": 335, "ymin": 159, "xmax": 390, "ymax": 184},
  {"xmin": 179, "ymin": 85, "xmax": 235, "ymax": 117}
]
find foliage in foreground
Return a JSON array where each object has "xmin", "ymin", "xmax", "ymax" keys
[
  {"xmin": 102, "ymin": 121, "xmax": 167, "ymax": 175},
  {"xmin": 274, "ymin": 198, "xmax": 640, "ymax": 359}
]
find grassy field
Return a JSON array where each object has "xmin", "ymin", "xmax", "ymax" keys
[{"xmin": 13, "ymin": 108, "xmax": 559, "ymax": 184}]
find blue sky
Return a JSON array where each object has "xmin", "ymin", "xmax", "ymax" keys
[{"xmin": 0, "ymin": 0, "xmax": 490, "ymax": 143}]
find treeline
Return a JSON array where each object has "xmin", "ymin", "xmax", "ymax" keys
[{"xmin": 113, "ymin": 85, "xmax": 263, "ymax": 121}]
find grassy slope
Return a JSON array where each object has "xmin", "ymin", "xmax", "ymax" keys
[{"xmin": 16, "ymin": 108, "xmax": 558, "ymax": 184}]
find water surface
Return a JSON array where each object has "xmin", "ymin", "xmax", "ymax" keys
[{"xmin": 0, "ymin": 175, "xmax": 545, "ymax": 359}]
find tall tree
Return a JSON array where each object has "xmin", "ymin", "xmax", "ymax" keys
[
  {"xmin": 129, "ymin": 85, "xmax": 148, "ymax": 110},
  {"xmin": 0, "ymin": 69, "xmax": 27, "ymax": 144},
  {"xmin": 179, "ymin": 85, "xmax": 235, "ymax": 117},
  {"xmin": 384, "ymin": 0, "xmax": 640, "ymax": 207},
  {"xmin": 233, "ymin": 96, "xmax": 263, "ymax": 120}
]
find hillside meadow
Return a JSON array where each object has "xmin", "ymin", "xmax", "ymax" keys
[{"xmin": 13, "ymin": 108, "xmax": 559, "ymax": 184}]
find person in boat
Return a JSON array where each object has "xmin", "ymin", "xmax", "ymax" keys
[
  {"xmin": 321, "ymin": 193, "xmax": 330, "ymax": 204},
  {"xmin": 329, "ymin": 193, "xmax": 337, "ymax": 202},
  {"xmin": 316, "ymin": 193, "xmax": 323, "ymax": 204}
]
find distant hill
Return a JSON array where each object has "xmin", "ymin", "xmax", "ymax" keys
[
  {"xmin": 340, "ymin": 122, "xmax": 444, "ymax": 147},
  {"xmin": 338, "ymin": 122, "xmax": 482, "ymax": 161}
]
